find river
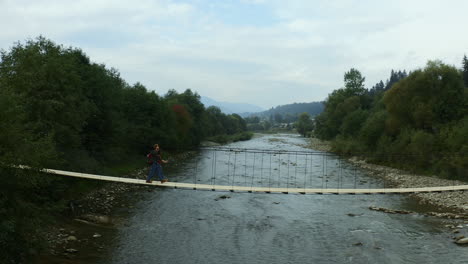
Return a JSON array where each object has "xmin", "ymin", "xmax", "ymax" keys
[{"xmin": 99, "ymin": 133, "xmax": 466, "ymax": 264}]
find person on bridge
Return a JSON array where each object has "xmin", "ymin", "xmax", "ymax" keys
[{"xmin": 146, "ymin": 144, "xmax": 169, "ymax": 183}]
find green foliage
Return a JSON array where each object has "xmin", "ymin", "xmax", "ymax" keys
[
  {"xmin": 314, "ymin": 68, "xmax": 369, "ymax": 140},
  {"xmin": 0, "ymin": 36, "xmax": 252, "ymax": 262},
  {"xmin": 315, "ymin": 60, "xmax": 468, "ymax": 181},
  {"xmin": 344, "ymin": 68, "xmax": 366, "ymax": 96},
  {"xmin": 1, "ymin": 37, "xmax": 92, "ymax": 154},
  {"xmin": 340, "ymin": 109, "xmax": 368, "ymax": 137},
  {"xmin": 463, "ymin": 55, "xmax": 468, "ymax": 88},
  {"xmin": 0, "ymin": 81, "xmax": 61, "ymax": 262},
  {"xmin": 359, "ymin": 110, "xmax": 387, "ymax": 149},
  {"xmin": 384, "ymin": 61, "xmax": 465, "ymax": 128},
  {"xmin": 202, "ymin": 106, "xmax": 248, "ymax": 138},
  {"xmin": 207, "ymin": 132, "xmax": 253, "ymax": 144},
  {"xmin": 254, "ymin": 102, "xmax": 324, "ymax": 122},
  {"xmin": 331, "ymin": 135, "xmax": 365, "ymax": 154},
  {"xmin": 295, "ymin": 112, "xmax": 314, "ymax": 137},
  {"xmin": 244, "ymin": 116, "xmax": 260, "ymax": 124}
]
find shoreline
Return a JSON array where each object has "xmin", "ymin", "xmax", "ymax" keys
[
  {"xmin": 36, "ymin": 169, "xmax": 149, "ymax": 264},
  {"xmin": 36, "ymin": 151, "xmax": 197, "ymax": 263},
  {"xmin": 307, "ymin": 137, "xmax": 468, "ymax": 215},
  {"xmin": 37, "ymin": 136, "xmax": 468, "ymax": 263}
]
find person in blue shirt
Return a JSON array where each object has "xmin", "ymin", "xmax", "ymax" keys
[{"xmin": 146, "ymin": 144, "xmax": 168, "ymax": 183}]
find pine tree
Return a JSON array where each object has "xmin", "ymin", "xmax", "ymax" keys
[{"xmin": 463, "ymin": 55, "xmax": 468, "ymax": 87}]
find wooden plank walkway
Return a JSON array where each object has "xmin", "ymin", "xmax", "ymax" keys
[{"xmin": 42, "ymin": 168, "xmax": 468, "ymax": 195}]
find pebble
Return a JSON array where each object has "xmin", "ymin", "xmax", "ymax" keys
[
  {"xmin": 215, "ymin": 195, "xmax": 231, "ymax": 201},
  {"xmin": 65, "ymin": 248, "xmax": 78, "ymax": 253},
  {"xmin": 348, "ymin": 157, "xmax": 468, "ymax": 214},
  {"xmin": 455, "ymin": 237, "xmax": 468, "ymax": 245},
  {"xmin": 67, "ymin": 236, "xmax": 77, "ymax": 241}
]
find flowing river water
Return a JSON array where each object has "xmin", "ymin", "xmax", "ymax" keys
[{"xmin": 98, "ymin": 133, "xmax": 466, "ymax": 264}]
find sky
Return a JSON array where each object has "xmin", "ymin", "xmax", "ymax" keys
[{"xmin": 1, "ymin": 0, "xmax": 467, "ymax": 109}]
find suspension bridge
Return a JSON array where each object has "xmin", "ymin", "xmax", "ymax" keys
[{"xmin": 39, "ymin": 147, "xmax": 468, "ymax": 195}]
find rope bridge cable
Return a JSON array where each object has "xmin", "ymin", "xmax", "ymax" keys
[
  {"xmin": 34, "ymin": 167, "xmax": 468, "ymax": 194},
  {"xmin": 17, "ymin": 148, "xmax": 468, "ymax": 195}
]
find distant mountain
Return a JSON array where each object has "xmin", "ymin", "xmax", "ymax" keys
[
  {"xmin": 200, "ymin": 96, "xmax": 264, "ymax": 114},
  {"xmin": 253, "ymin": 102, "xmax": 324, "ymax": 120}
]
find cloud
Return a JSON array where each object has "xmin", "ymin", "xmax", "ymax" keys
[{"xmin": 1, "ymin": 0, "xmax": 468, "ymax": 108}]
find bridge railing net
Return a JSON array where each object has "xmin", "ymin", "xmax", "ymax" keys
[{"xmin": 173, "ymin": 147, "xmax": 467, "ymax": 191}]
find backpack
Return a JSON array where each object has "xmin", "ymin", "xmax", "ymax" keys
[{"xmin": 147, "ymin": 152, "xmax": 153, "ymax": 165}]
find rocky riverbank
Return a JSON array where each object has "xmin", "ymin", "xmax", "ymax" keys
[
  {"xmin": 348, "ymin": 156, "xmax": 468, "ymax": 214},
  {"xmin": 36, "ymin": 151, "xmax": 197, "ymax": 263},
  {"xmin": 37, "ymin": 169, "xmax": 149, "ymax": 263},
  {"xmin": 306, "ymin": 137, "xmax": 468, "ymax": 246},
  {"xmin": 306, "ymin": 137, "xmax": 468, "ymax": 214},
  {"xmin": 306, "ymin": 137, "xmax": 332, "ymax": 152}
]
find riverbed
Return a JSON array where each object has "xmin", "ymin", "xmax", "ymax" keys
[{"xmin": 90, "ymin": 133, "xmax": 466, "ymax": 264}]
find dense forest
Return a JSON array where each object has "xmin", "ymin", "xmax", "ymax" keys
[
  {"xmin": 314, "ymin": 59, "xmax": 468, "ymax": 180},
  {"xmin": 0, "ymin": 37, "xmax": 250, "ymax": 262},
  {"xmin": 244, "ymin": 102, "xmax": 323, "ymax": 131},
  {"xmin": 252, "ymin": 102, "xmax": 324, "ymax": 122}
]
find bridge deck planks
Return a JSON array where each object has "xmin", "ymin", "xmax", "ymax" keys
[{"xmin": 44, "ymin": 168, "xmax": 468, "ymax": 195}]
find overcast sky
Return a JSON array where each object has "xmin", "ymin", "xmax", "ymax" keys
[{"xmin": 1, "ymin": 0, "xmax": 467, "ymax": 109}]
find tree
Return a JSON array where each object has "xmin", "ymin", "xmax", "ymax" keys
[
  {"xmin": 0, "ymin": 36, "xmax": 257, "ymax": 261},
  {"xmin": 245, "ymin": 116, "xmax": 260, "ymax": 124},
  {"xmin": 0, "ymin": 80, "xmax": 59, "ymax": 262},
  {"xmin": 384, "ymin": 60, "xmax": 465, "ymax": 130},
  {"xmin": 344, "ymin": 68, "xmax": 366, "ymax": 96},
  {"xmin": 359, "ymin": 110, "xmax": 387, "ymax": 149},
  {"xmin": 340, "ymin": 109, "xmax": 368, "ymax": 137},
  {"xmin": 274, "ymin": 113, "xmax": 283, "ymax": 123},
  {"xmin": 0, "ymin": 37, "xmax": 93, "ymax": 156},
  {"xmin": 463, "ymin": 55, "xmax": 468, "ymax": 88},
  {"xmin": 295, "ymin": 112, "xmax": 314, "ymax": 137}
]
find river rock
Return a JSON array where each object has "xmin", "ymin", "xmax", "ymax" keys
[
  {"xmin": 369, "ymin": 206, "xmax": 411, "ymax": 214},
  {"xmin": 215, "ymin": 195, "xmax": 231, "ymax": 201},
  {"xmin": 79, "ymin": 214, "xmax": 111, "ymax": 224},
  {"xmin": 455, "ymin": 237, "xmax": 468, "ymax": 245},
  {"xmin": 65, "ymin": 248, "xmax": 78, "ymax": 253},
  {"xmin": 67, "ymin": 236, "xmax": 77, "ymax": 241}
]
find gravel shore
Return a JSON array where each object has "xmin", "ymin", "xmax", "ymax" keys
[
  {"xmin": 348, "ymin": 157, "xmax": 468, "ymax": 214},
  {"xmin": 38, "ymin": 151, "xmax": 197, "ymax": 263},
  {"xmin": 307, "ymin": 137, "xmax": 468, "ymax": 215}
]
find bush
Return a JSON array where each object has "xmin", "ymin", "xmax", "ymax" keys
[
  {"xmin": 359, "ymin": 110, "xmax": 387, "ymax": 150},
  {"xmin": 339, "ymin": 109, "xmax": 368, "ymax": 137}
]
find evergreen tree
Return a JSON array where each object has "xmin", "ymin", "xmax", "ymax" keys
[
  {"xmin": 463, "ymin": 55, "xmax": 468, "ymax": 87},
  {"xmin": 385, "ymin": 69, "xmax": 408, "ymax": 90}
]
